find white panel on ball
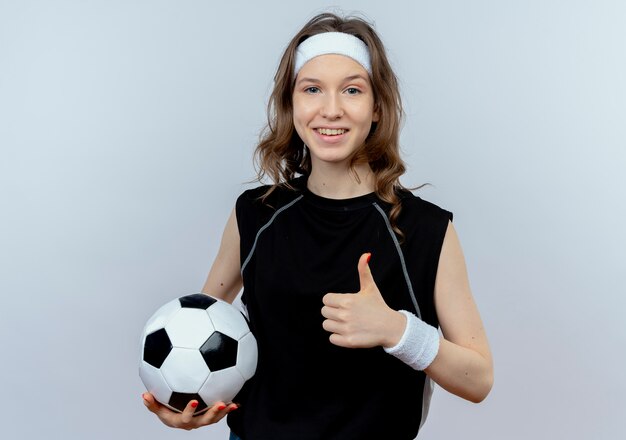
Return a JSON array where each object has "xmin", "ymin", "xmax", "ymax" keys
[
  {"xmin": 161, "ymin": 348, "xmax": 210, "ymax": 393},
  {"xmin": 207, "ymin": 300, "xmax": 250, "ymax": 340},
  {"xmin": 166, "ymin": 308, "xmax": 215, "ymax": 349},
  {"xmin": 139, "ymin": 363, "xmax": 173, "ymax": 405},
  {"xmin": 142, "ymin": 299, "xmax": 181, "ymax": 336},
  {"xmin": 236, "ymin": 332, "xmax": 258, "ymax": 380},
  {"xmin": 198, "ymin": 367, "xmax": 246, "ymax": 405}
]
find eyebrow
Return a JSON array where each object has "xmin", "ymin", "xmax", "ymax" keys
[{"xmin": 296, "ymin": 74, "xmax": 369, "ymax": 86}]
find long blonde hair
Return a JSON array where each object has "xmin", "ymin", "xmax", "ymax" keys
[{"xmin": 255, "ymin": 12, "xmax": 408, "ymax": 235}]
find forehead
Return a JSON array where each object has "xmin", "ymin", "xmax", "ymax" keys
[{"xmin": 296, "ymin": 54, "xmax": 370, "ymax": 82}]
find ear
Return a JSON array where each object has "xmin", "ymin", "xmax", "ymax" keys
[{"xmin": 372, "ymin": 102, "xmax": 380, "ymax": 122}]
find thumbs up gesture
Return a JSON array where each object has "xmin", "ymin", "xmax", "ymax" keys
[{"xmin": 321, "ymin": 253, "xmax": 406, "ymax": 349}]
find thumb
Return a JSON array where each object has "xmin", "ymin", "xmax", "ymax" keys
[
  {"xmin": 357, "ymin": 252, "xmax": 375, "ymax": 291},
  {"xmin": 142, "ymin": 392, "xmax": 158, "ymax": 411}
]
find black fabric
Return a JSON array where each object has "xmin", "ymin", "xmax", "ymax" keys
[{"xmin": 227, "ymin": 176, "xmax": 452, "ymax": 440}]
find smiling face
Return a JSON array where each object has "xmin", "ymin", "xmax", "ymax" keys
[{"xmin": 292, "ymin": 54, "xmax": 379, "ymax": 170}]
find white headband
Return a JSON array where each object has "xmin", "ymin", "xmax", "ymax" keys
[{"xmin": 294, "ymin": 32, "xmax": 372, "ymax": 77}]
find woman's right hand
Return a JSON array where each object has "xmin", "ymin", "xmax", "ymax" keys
[{"xmin": 142, "ymin": 392, "xmax": 238, "ymax": 430}]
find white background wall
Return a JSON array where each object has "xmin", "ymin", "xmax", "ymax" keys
[{"xmin": 1, "ymin": 1, "xmax": 624, "ymax": 438}]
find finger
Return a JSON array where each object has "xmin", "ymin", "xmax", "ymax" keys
[
  {"xmin": 322, "ymin": 292, "xmax": 345, "ymax": 307},
  {"xmin": 198, "ymin": 401, "xmax": 229, "ymax": 425},
  {"xmin": 320, "ymin": 305, "xmax": 343, "ymax": 320},
  {"xmin": 180, "ymin": 399, "xmax": 199, "ymax": 424},
  {"xmin": 143, "ymin": 393, "xmax": 179, "ymax": 427},
  {"xmin": 357, "ymin": 252, "xmax": 374, "ymax": 290},
  {"xmin": 329, "ymin": 332, "xmax": 349, "ymax": 347},
  {"xmin": 142, "ymin": 392, "xmax": 162, "ymax": 414},
  {"xmin": 322, "ymin": 318, "xmax": 343, "ymax": 334}
]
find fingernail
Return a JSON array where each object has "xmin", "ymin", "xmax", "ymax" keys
[
  {"xmin": 366, "ymin": 253, "xmax": 372, "ymax": 263},
  {"xmin": 218, "ymin": 404, "xmax": 226, "ymax": 410},
  {"xmin": 229, "ymin": 405, "xmax": 238, "ymax": 412},
  {"xmin": 191, "ymin": 401, "xmax": 198, "ymax": 408}
]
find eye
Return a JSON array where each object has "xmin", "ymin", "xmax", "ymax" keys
[
  {"xmin": 304, "ymin": 86, "xmax": 321, "ymax": 94},
  {"xmin": 345, "ymin": 87, "xmax": 361, "ymax": 95}
]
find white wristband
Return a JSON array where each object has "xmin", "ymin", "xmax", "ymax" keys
[{"xmin": 383, "ymin": 310, "xmax": 440, "ymax": 371}]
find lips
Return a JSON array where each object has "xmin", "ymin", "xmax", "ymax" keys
[
  {"xmin": 312, "ymin": 127, "xmax": 349, "ymax": 145},
  {"xmin": 316, "ymin": 128, "xmax": 348, "ymax": 136}
]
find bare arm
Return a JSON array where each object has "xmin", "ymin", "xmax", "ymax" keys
[
  {"xmin": 200, "ymin": 207, "xmax": 243, "ymax": 304},
  {"xmin": 424, "ymin": 221, "xmax": 494, "ymax": 403},
  {"xmin": 143, "ymin": 206, "xmax": 243, "ymax": 428},
  {"xmin": 320, "ymin": 220, "xmax": 493, "ymax": 402}
]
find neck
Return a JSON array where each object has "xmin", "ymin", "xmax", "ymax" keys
[{"xmin": 307, "ymin": 162, "xmax": 375, "ymax": 199}]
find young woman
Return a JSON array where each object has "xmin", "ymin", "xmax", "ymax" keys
[{"xmin": 142, "ymin": 12, "xmax": 493, "ymax": 439}]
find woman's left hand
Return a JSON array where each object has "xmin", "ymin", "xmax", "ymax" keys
[{"xmin": 321, "ymin": 253, "xmax": 406, "ymax": 349}]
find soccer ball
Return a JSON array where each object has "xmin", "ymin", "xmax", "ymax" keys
[{"xmin": 139, "ymin": 293, "xmax": 257, "ymax": 414}]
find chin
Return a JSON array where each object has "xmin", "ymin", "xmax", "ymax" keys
[
  {"xmin": 308, "ymin": 147, "xmax": 355, "ymax": 164},
  {"xmin": 310, "ymin": 153, "xmax": 353, "ymax": 166}
]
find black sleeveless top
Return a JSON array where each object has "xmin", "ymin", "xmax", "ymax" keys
[{"xmin": 227, "ymin": 177, "xmax": 452, "ymax": 440}]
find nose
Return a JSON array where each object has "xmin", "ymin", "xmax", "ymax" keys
[{"xmin": 320, "ymin": 93, "xmax": 343, "ymax": 120}]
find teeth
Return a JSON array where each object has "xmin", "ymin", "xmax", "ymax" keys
[{"xmin": 317, "ymin": 128, "xmax": 347, "ymax": 136}]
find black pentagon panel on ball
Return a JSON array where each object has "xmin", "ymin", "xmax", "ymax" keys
[
  {"xmin": 200, "ymin": 331, "xmax": 238, "ymax": 371},
  {"xmin": 143, "ymin": 328, "xmax": 172, "ymax": 368},
  {"xmin": 179, "ymin": 293, "xmax": 217, "ymax": 310},
  {"xmin": 169, "ymin": 392, "xmax": 208, "ymax": 413}
]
